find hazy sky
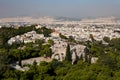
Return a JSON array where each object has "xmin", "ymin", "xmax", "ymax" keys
[{"xmin": 0, "ymin": 0, "xmax": 120, "ymax": 18}]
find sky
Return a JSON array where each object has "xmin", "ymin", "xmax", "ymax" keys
[{"xmin": 0, "ymin": 0, "xmax": 120, "ymax": 18}]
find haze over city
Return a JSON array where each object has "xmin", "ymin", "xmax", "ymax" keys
[
  {"xmin": 0, "ymin": 0, "xmax": 120, "ymax": 18},
  {"xmin": 2, "ymin": 0, "xmax": 120, "ymax": 80}
]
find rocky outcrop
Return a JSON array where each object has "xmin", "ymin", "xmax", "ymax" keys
[
  {"xmin": 51, "ymin": 43, "xmax": 86, "ymax": 64},
  {"xmin": 71, "ymin": 45, "xmax": 86, "ymax": 64}
]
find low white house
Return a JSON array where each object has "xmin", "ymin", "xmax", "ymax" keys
[
  {"xmin": 51, "ymin": 32, "xmax": 59, "ymax": 38},
  {"xmin": 35, "ymin": 25, "xmax": 42, "ymax": 29},
  {"xmin": 0, "ymin": 26, "xmax": 2, "ymax": 28},
  {"xmin": 8, "ymin": 31, "xmax": 45, "ymax": 45},
  {"xmin": 91, "ymin": 57, "xmax": 98, "ymax": 63}
]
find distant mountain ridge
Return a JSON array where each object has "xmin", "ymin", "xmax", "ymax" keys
[{"xmin": 0, "ymin": 16, "xmax": 119, "ymax": 24}]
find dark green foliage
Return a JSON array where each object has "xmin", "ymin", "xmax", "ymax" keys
[
  {"xmin": 2, "ymin": 68, "xmax": 21, "ymax": 80},
  {"xmin": 68, "ymin": 36, "xmax": 76, "ymax": 42},
  {"xmin": 36, "ymin": 26, "xmax": 52, "ymax": 37},
  {"xmin": 59, "ymin": 33, "xmax": 68, "ymax": 39},
  {"xmin": 89, "ymin": 34, "xmax": 95, "ymax": 42},
  {"xmin": 40, "ymin": 44, "xmax": 53, "ymax": 57},
  {"xmin": 0, "ymin": 49, "xmax": 10, "ymax": 78},
  {"xmin": 0, "ymin": 57, "xmax": 119, "ymax": 80},
  {"xmin": 103, "ymin": 36, "xmax": 110, "ymax": 43},
  {"xmin": 0, "ymin": 26, "xmax": 35, "ymax": 48},
  {"xmin": 65, "ymin": 44, "xmax": 71, "ymax": 61},
  {"xmin": 50, "ymin": 59, "xmax": 64, "ymax": 70},
  {"xmin": 48, "ymin": 39, "xmax": 54, "ymax": 45},
  {"xmin": 2, "ymin": 25, "xmax": 120, "ymax": 79},
  {"xmin": 98, "ymin": 54, "xmax": 117, "ymax": 70},
  {"xmin": 18, "ymin": 54, "xmax": 22, "ymax": 66}
]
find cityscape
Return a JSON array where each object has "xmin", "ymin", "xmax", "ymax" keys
[{"xmin": 1, "ymin": 0, "xmax": 120, "ymax": 80}]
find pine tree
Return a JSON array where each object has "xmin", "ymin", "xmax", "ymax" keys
[
  {"xmin": 65, "ymin": 44, "xmax": 71, "ymax": 61},
  {"xmin": 18, "ymin": 52, "xmax": 22, "ymax": 66},
  {"xmin": 18, "ymin": 56, "xmax": 21, "ymax": 66}
]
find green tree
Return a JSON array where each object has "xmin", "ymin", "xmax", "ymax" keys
[
  {"xmin": 40, "ymin": 44, "xmax": 53, "ymax": 57},
  {"xmin": 103, "ymin": 37, "xmax": 110, "ymax": 43},
  {"xmin": 59, "ymin": 33, "xmax": 67, "ymax": 40},
  {"xmin": 48, "ymin": 39, "xmax": 54, "ymax": 45},
  {"xmin": 18, "ymin": 54, "xmax": 22, "ymax": 66},
  {"xmin": 65, "ymin": 44, "xmax": 71, "ymax": 61},
  {"xmin": 89, "ymin": 34, "xmax": 95, "ymax": 42},
  {"xmin": 0, "ymin": 49, "xmax": 11, "ymax": 79},
  {"xmin": 68, "ymin": 36, "xmax": 76, "ymax": 42}
]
